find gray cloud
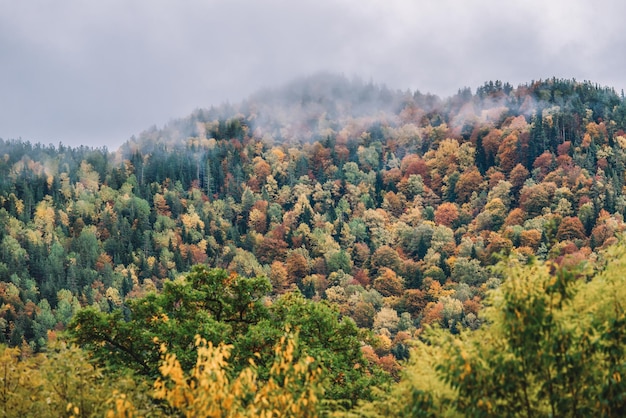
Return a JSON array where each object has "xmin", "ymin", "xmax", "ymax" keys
[{"xmin": 1, "ymin": 0, "xmax": 625, "ymax": 149}]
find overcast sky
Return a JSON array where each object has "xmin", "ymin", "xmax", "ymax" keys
[{"xmin": 1, "ymin": 0, "xmax": 625, "ymax": 150}]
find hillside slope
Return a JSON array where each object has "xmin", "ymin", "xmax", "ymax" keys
[{"xmin": 0, "ymin": 75, "xmax": 625, "ymax": 361}]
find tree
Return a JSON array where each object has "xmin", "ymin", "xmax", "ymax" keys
[
  {"xmin": 255, "ymin": 237, "xmax": 288, "ymax": 264},
  {"xmin": 475, "ymin": 197, "xmax": 507, "ymax": 231},
  {"xmin": 72, "ymin": 226, "xmax": 100, "ymax": 270},
  {"xmin": 70, "ymin": 266, "xmax": 390, "ymax": 410},
  {"xmin": 263, "ymin": 292, "xmax": 390, "ymax": 406},
  {"xmin": 248, "ymin": 207, "xmax": 267, "ymax": 234},
  {"xmin": 151, "ymin": 333, "xmax": 323, "ymax": 418},
  {"xmin": 434, "ymin": 202, "xmax": 459, "ymax": 227},
  {"xmin": 556, "ymin": 216, "xmax": 587, "ymax": 241},
  {"xmin": 509, "ymin": 163, "xmax": 530, "ymax": 192},
  {"xmin": 520, "ymin": 229, "xmax": 543, "ymax": 249},
  {"xmin": 497, "ymin": 133, "xmax": 521, "ymax": 173},
  {"xmin": 228, "ymin": 249, "xmax": 264, "ymax": 279},
  {"xmin": 370, "ymin": 245, "xmax": 402, "ymax": 275},
  {"xmin": 382, "ymin": 191, "xmax": 406, "ymax": 217},
  {"xmin": 269, "ymin": 261, "xmax": 289, "ymax": 293},
  {"xmin": 578, "ymin": 202, "xmax": 597, "ymax": 235},
  {"xmin": 286, "ymin": 252, "xmax": 309, "ymax": 284},
  {"xmin": 372, "ymin": 268, "xmax": 405, "ymax": 297},
  {"xmin": 520, "ymin": 183, "xmax": 554, "ymax": 217},
  {"xmin": 451, "ymin": 257, "xmax": 488, "ymax": 286},
  {"xmin": 350, "ymin": 301, "xmax": 376, "ymax": 328},
  {"xmin": 398, "ymin": 174, "xmax": 425, "ymax": 199},
  {"xmin": 455, "ymin": 168, "xmax": 483, "ymax": 203},
  {"xmin": 356, "ymin": 244, "xmax": 626, "ymax": 416},
  {"xmin": 70, "ymin": 267, "xmax": 270, "ymax": 376},
  {"xmin": 504, "ymin": 208, "xmax": 526, "ymax": 227},
  {"xmin": 325, "ymin": 249, "xmax": 353, "ymax": 274},
  {"xmin": 533, "ymin": 151, "xmax": 555, "ymax": 179},
  {"xmin": 0, "ymin": 339, "xmax": 150, "ymax": 418},
  {"xmin": 373, "ymin": 307, "xmax": 400, "ymax": 333},
  {"xmin": 402, "ymin": 289, "xmax": 428, "ymax": 318}
]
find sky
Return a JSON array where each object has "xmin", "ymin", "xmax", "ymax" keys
[{"xmin": 1, "ymin": 0, "xmax": 625, "ymax": 150}]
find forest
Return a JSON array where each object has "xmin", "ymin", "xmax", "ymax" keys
[{"xmin": 1, "ymin": 74, "xmax": 626, "ymax": 415}]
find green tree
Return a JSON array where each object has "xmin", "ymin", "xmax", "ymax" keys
[
  {"xmin": 70, "ymin": 266, "xmax": 390, "ymax": 410},
  {"xmin": 451, "ymin": 257, "xmax": 489, "ymax": 287},
  {"xmin": 354, "ymin": 243, "xmax": 626, "ymax": 417},
  {"xmin": 69, "ymin": 266, "xmax": 270, "ymax": 376},
  {"xmin": 326, "ymin": 249, "xmax": 353, "ymax": 274},
  {"xmin": 261, "ymin": 292, "xmax": 390, "ymax": 407}
]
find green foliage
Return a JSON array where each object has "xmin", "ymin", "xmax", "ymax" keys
[
  {"xmin": 326, "ymin": 249, "xmax": 353, "ymax": 274},
  {"xmin": 70, "ymin": 267, "xmax": 389, "ymax": 410},
  {"xmin": 353, "ymin": 243, "xmax": 626, "ymax": 417},
  {"xmin": 267, "ymin": 292, "xmax": 390, "ymax": 407},
  {"xmin": 451, "ymin": 258, "xmax": 488, "ymax": 286},
  {"xmin": 69, "ymin": 267, "xmax": 269, "ymax": 377}
]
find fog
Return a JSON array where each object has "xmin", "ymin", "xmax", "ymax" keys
[{"xmin": 1, "ymin": 0, "xmax": 625, "ymax": 149}]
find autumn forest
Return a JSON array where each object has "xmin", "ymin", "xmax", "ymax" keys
[{"xmin": 2, "ymin": 74, "xmax": 626, "ymax": 416}]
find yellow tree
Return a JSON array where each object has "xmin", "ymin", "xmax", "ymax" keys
[
  {"xmin": 33, "ymin": 195, "xmax": 56, "ymax": 246},
  {"xmin": 0, "ymin": 340, "xmax": 150, "ymax": 418},
  {"xmin": 150, "ymin": 333, "xmax": 322, "ymax": 418}
]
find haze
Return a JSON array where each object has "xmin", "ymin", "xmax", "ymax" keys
[{"xmin": 1, "ymin": 0, "xmax": 625, "ymax": 150}]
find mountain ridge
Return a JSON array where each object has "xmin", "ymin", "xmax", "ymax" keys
[{"xmin": 119, "ymin": 74, "xmax": 625, "ymax": 154}]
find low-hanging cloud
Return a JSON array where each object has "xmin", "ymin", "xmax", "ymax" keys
[{"xmin": 1, "ymin": 0, "xmax": 625, "ymax": 149}]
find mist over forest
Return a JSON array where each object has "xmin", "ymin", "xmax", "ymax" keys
[{"xmin": 2, "ymin": 74, "xmax": 626, "ymax": 416}]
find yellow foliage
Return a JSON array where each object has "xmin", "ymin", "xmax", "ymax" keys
[
  {"xmin": 153, "ymin": 229, "xmax": 178, "ymax": 249},
  {"xmin": 8, "ymin": 194, "xmax": 24, "ymax": 215},
  {"xmin": 0, "ymin": 340, "xmax": 151, "ymax": 418},
  {"xmin": 58, "ymin": 210, "xmax": 70, "ymax": 227},
  {"xmin": 616, "ymin": 135, "xmax": 626, "ymax": 149},
  {"xmin": 425, "ymin": 138, "xmax": 475, "ymax": 176},
  {"xmin": 152, "ymin": 333, "xmax": 322, "ymax": 417},
  {"xmin": 59, "ymin": 172, "xmax": 73, "ymax": 200},
  {"xmin": 34, "ymin": 196, "xmax": 56, "ymax": 229},
  {"xmin": 426, "ymin": 280, "xmax": 455, "ymax": 300},
  {"xmin": 146, "ymin": 256, "xmax": 157, "ymax": 269},
  {"xmin": 180, "ymin": 206, "xmax": 205, "ymax": 231},
  {"xmin": 248, "ymin": 208, "xmax": 267, "ymax": 233},
  {"xmin": 78, "ymin": 160, "xmax": 100, "ymax": 192},
  {"xmin": 23, "ymin": 228, "xmax": 43, "ymax": 247},
  {"xmin": 106, "ymin": 287, "xmax": 123, "ymax": 307}
]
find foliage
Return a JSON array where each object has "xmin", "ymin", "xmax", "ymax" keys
[
  {"xmin": 70, "ymin": 267, "xmax": 389, "ymax": 409},
  {"xmin": 0, "ymin": 337, "xmax": 153, "ymax": 418},
  {"xmin": 150, "ymin": 333, "xmax": 322, "ymax": 417},
  {"xmin": 3, "ymin": 75, "xmax": 626, "ymax": 413},
  {"xmin": 352, "ymin": 242, "xmax": 626, "ymax": 416},
  {"xmin": 69, "ymin": 267, "xmax": 270, "ymax": 376},
  {"xmin": 0, "ymin": 332, "xmax": 323, "ymax": 417}
]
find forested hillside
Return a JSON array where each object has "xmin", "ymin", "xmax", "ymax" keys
[{"xmin": 2, "ymin": 75, "xmax": 626, "ymax": 415}]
